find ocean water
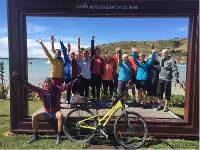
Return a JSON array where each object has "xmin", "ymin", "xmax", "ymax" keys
[{"xmin": 1, "ymin": 58, "xmax": 186, "ymax": 85}]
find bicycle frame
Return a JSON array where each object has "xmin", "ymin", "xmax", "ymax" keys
[{"xmin": 79, "ymin": 100, "xmax": 123, "ymax": 130}]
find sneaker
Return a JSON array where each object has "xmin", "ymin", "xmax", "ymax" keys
[
  {"xmin": 56, "ymin": 134, "xmax": 61, "ymax": 144},
  {"xmin": 156, "ymin": 105, "xmax": 164, "ymax": 111},
  {"xmin": 125, "ymin": 104, "xmax": 129, "ymax": 108},
  {"xmin": 28, "ymin": 134, "xmax": 39, "ymax": 144},
  {"xmin": 163, "ymin": 106, "xmax": 169, "ymax": 112}
]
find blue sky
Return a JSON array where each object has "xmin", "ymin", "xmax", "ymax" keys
[{"xmin": 0, "ymin": 0, "xmax": 189, "ymax": 58}]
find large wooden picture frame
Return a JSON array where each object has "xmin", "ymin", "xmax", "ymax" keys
[{"xmin": 8, "ymin": 0, "xmax": 199, "ymax": 138}]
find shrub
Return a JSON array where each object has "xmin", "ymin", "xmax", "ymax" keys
[
  {"xmin": 0, "ymin": 85, "xmax": 9, "ymax": 99},
  {"xmin": 28, "ymin": 90, "xmax": 40, "ymax": 101},
  {"xmin": 170, "ymin": 95, "xmax": 185, "ymax": 107}
]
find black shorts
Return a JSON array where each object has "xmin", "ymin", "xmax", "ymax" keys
[
  {"xmin": 136, "ymin": 80, "xmax": 147, "ymax": 90},
  {"xmin": 157, "ymin": 79, "xmax": 171, "ymax": 100},
  {"xmin": 147, "ymin": 85, "xmax": 158, "ymax": 96}
]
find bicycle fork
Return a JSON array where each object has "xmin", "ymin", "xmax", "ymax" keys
[{"xmin": 122, "ymin": 109, "xmax": 134, "ymax": 132}]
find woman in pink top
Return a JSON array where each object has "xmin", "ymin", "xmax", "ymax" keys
[{"xmin": 102, "ymin": 51, "xmax": 115, "ymax": 98}]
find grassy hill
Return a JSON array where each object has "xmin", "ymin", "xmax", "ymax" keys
[{"xmin": 89, "ymin": 37, "xmax": 188, "ymax": 63}]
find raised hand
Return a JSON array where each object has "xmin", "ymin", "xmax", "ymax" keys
[
  {"xmin": 36, "ymin": 39, "xmax": 43, "ymax": 44},
  {"xmin": 50, "ymin": 35, "xmax": 56, "ymax": 42},
  {"xmin": 132, "ymin": 48, "xmax": 138, "ymax": 53},
  {"xmin": 91, "ymin": 36, "xmax": 95, "ymax": 40},
  {"xmin": 77, "ymin": 37, "xmax": 80, "ymax": 42},
  {"xmin": 67, "ymin": 43, "xmax": 71, "ymax": 53}
]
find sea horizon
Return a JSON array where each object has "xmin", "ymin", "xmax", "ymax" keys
[{"xmin": 0, "ymin": 58, "xmax": 187, "ymax": 86}]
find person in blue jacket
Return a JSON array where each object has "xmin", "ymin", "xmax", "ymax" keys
[
  {"xmin": 117, "ymin": 53, "xmax": 132, "ymax": 99},
  {"xmin": 132, "ymin": 48, "xmax": 157, "ymax": 108}
]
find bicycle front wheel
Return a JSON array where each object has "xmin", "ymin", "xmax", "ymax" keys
[
  {"xmin": 114, "ymin": 111, "xmax": 148, "ymax": 149},
  {"xmin": 63, "ymin": 108, "xmax": 97, "ymax": 142}
]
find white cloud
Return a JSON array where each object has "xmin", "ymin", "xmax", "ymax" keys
[
  {"xmin": 176, "ymin": 26, "xmax": 187, "ymax": 32},
  {"xmin": 0, "ymin": 36, "xmax": 8, "ymax": 57},
  {"xmin": 27, "ymin": 23, "xmax": 48, "ymax": 34},
  {"xmin": 0, "ymin": 36, "xmax": 90, "ymax": 58},
  {"xmin": 27, "ymin": 39, "xmax": 89, "ymax": 58}
]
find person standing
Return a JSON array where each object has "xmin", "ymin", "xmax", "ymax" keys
[
  {"xmin": 117, "ymin": 53, "xmax": 132, "ymax": 100},
  {"xmin": 59, "ymin": 39, "xmax": 80, "ymax": 103},
  {"xmin": 113, "ymin": 47, "xmax": 122, "ymax": 94},
  {"xmin": 77, "ymin": 37, "xmax": 91, "ymax": 98},
  {"xmin": 132, "ymin": 49, "xmax": 157, "ymax": 108},
  {"xmin": 128, "ymin": 49, "xmax": 138, "ymax": 101},
  {"xmin": 102, "ymin": 50, "xmax": 115, "ymax": 98},
  {"xmin": 156, "ymin": 49, "xmax": 179, "ymax": 112},
  {"xmin": 91, "ymin": 46, "xmax": 104, "ymax": 99},
  {"xmin": 147, "ymin": 54, "xmax": 160, "ymax": 108},
  {"xmin": 37, "ymin": 39, "xmax": 64, "ymax": 86}
]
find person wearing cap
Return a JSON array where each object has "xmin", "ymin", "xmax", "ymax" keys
[
  {"xmin": 132, "ymin": 48, "xmax": 157, "ymax": 109},
  {"xmin": 156, "ymin": 49, "xmax": 179, "ymax": 112},
  {"xmin": 11, "ymin": 70, "xmax": 77, "ymax": 144}
]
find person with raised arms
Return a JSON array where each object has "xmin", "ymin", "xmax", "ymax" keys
[
  {"xmin": 102, "ymin": 50, "xmax": 115, "ymax": 98},
  {"xmin": 11, "ymin": 70, "xmax": 78, "ymax": 144},
  {"xmin": 132, "ymin": 48, "xmax": 157, "ymax": 109},
  {"xmin": 37, "ymin": 38, "xmax": 64, "ymax": 86},
  {"xmin": 59, "ymin": 37, "xmax": 80, "ymax": 104},
  {"xmin": 77, "ymin": 37, "xmax": 91, "ymax": 99},
  {"xmin": 117, "ymin": 52, "xmax": 132, "ymax": 105}
]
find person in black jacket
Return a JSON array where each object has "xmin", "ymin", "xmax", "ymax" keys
[{"xmin": 147, "ymin": 54, "xmax": 160, "ymax": 108}]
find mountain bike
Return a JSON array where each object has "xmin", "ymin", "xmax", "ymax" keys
[{"xmin": 63, "ymin": 91, "xmax": 148, "ymax": 149}]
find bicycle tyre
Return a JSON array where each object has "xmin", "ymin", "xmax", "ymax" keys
[
  {"xmin": 63, "ymin": 108, "xmax": 97, "ymax": 142},
  {"xmin": 114, "ymin": 111, "xmax": 148, "ymax": 149}
]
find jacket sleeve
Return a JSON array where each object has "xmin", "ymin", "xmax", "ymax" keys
[
  {"xmin": 91, "ymin": 39, "xmax": 95, "ymax": 57},
  {"xmin": 171, "ymin": 60, "xmax": 179, "ymax": 79},
  {"xmin": 132, "ymin": 52, "xmax": 142, "ymax": 67},
  {"xmin": 58, "ymin": 80, "xmax": 75, "ymax": 92},
  {"xmin": 23, "ymin": 81, "xmax": 43, "ymax": 97},
  {"xmin": 60, "ymin": 40, "xmax": 71, "ymax": 64},
  {"xmin": 42, "ymin": 44, "xmax": 54, "ymax": 63},
  {"xmin": 146, "ymin": 51, "xmax": 156, "ymax": 66}
]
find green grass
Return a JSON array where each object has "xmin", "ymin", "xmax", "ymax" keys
[
  {"xmin": 170, "ymin": 107, "xmax": 184, "ymax": 118},
  {"xmin": 0, "ymin": 100, "xmax": 199, "ymax": 149},
  {"xmin": 0, "ymin": 100, "xmax": 88, "ymax": 149},
  {"xmin": 28, "ymin": 100, "xmax": 41, "ymax": 115}
]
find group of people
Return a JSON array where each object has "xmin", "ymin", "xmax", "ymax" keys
[{"xmin": 12, "ymin": 35, "xmax": 179, "ymax": 144}]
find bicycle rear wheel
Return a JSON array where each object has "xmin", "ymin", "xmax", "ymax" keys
[
  {"xmin": 114, "ymin": 111, "xmax": 148, "ymax": 149},
  {"xmin": 63, "ymin": 108, "xmax": 97, "ymax": 142}
]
